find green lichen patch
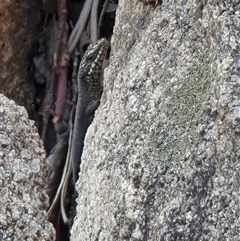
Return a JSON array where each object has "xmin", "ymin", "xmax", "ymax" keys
[{"xmin": 162, "ymin": 50, "xmax": 212, "ymax": 163}]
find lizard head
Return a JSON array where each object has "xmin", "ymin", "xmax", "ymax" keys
[{"xmin": 79, "ymin": 38, "xmax": 108, "ymax": 82}]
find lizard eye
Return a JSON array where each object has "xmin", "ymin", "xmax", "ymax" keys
[{"xmin": 86, "ymin": 54, "xmax": 94, "ymax": 61}]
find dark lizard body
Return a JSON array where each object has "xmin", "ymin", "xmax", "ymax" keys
[
  {"xmin": 71, "ymin": 38, "xmax": 108, "ymax": 182},
  {"xmin": 47, "ymin": 39, "xmax": 108, "ymax": 226}
]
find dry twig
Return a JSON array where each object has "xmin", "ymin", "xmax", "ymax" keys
[{"xmin": 68, "ymin": 0, "xmax": 94, "ymax": 53}]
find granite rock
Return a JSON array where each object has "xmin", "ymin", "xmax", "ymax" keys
[{"xmin": 0, "ymin": 94, "xmax": 55, "ymax": 241}]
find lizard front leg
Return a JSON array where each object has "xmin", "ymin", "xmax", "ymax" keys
[{"xmin": 85, "ymin": 99, "xmax": 100, "ymax": 116}]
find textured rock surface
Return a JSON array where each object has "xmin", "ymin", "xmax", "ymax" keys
[
  {"xmin": 0, "ymin": 94, "xmax": 55, "ymax": 240},
  {"xmin": 0, "ymin": 0, "xmax": 41, "ymax": 109},
  {"xmin": 71, "ymin": 0, "xmax": 240, "ymax": 240}
]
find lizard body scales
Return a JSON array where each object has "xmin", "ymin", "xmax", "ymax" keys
[{"xmin": 71, "ymin": 38, "xmax": 108, "ymax": 182}]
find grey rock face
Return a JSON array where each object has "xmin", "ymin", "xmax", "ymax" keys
[
  {"xmin": 71, "ymin": 0, "xmax": 240, "ymax": 240},
  {"xmin": 0, "ymin": 94, "xmax": 55, "ymax": 240}
]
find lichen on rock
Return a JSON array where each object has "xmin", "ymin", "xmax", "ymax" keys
[{"xmin": 70, "ymin": 0, "xmax": 240, "ymax": 240}]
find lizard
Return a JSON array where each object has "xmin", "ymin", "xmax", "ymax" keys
[
  {"xmin": 58, "ymin": 38, "xmax": 109, "ymax": 224},
  {"xmin": 48, "ymin": 38, "xmax": 108, "ymax": 224},
  {"xmin": 70, "ymin": 38, "xmax": 108, "ymax": 182}
]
